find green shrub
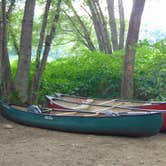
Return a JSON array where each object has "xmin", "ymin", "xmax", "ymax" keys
[
  {"xmin": 40, "ymin": 50, "xmax": 123, "ymax": 100},
  {"xmin": 10, "ymin": 39, "xmax": 166, "ymax": 102},
  {"xmin": 134, "ymin": 40, "xmax": 166, "ymax": 100}
]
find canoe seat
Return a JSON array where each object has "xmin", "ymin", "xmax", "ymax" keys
[
  {"xmin": 84, "ymin": 99, "xmax": 94, "ymax": 104},
  {"xmin": 71, "ymin": 99, "xmax": 94, "ymax": 110},
  {"xmin": 71, "ymin": 104, "xmax": 92, "ymax": 110}
]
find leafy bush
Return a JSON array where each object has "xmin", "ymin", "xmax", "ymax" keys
[
  {"xmin": 10, "ymin": 40, "xmax": 166, "ymax": 102},
  {"xmin": 134, "ymin": 40, "xmax": 166, "ymax": 100},
  {"xmin": 40, "ymin": 50, "xmax": 123, "ymax": 100},
  {"xmin": 38, "ymin": 41, "xmax": 166, "ymax": 101}
]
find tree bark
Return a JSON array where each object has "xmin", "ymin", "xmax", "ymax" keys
[
  {"xmin": 95, "ymin": 0, "xmax": 112, "ymax": 54},
  {"xmin": 15, "ymin": 0, "xmax": 36, "ymax": 103},
  {"xmin": 30, "ymin": 0, "xmax": 61, "ymax": 104},
  {"xmin": 67, "ymin": 2, "xmax": 96, "ymax": 51},
  {"xmin": 0, "ymin": 0, "xmax": 12, "ymax": 98},
  {"xmin": 30, "ymin": 0, "xmax": 51, "ymax": 104},
  {"xmin": 87, "ymin": 0, "xmax": 104, "ymax": 52},
  {"xmin": 87, "ymin": 0, "xmax": 112, "ymax": 54},
  {"xmin": 121, "ymin": 0, "xmax": 145, "ymax": 99},
  {"xmin": 35, "ymin": 0, "xmax": 51, "ymax": 64},
  {"xmin": 7, "ymin": 0, "xmax": 19, "ymax": 56},
  {"xmin": 63, "ymin": 10, "xmax": 89, "ymax": 48},
  {"xmin": 8, "ymin": 23, "xmax": 20, "ymax": 56},
  {"xmin": 107, "ymin": 0, "xmax": 118, "ymax": 51},
  {"xmin": 0, "ymin": 2, "xmax": 3, "ymax": 96},
  {"xmin": 118, "ymin": 0, "xmax": 125, "ymax": 49}
]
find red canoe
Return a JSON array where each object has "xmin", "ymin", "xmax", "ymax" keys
[{"xmin": 45, "ymin": 94, "xmax": 166, "ymax": 131}]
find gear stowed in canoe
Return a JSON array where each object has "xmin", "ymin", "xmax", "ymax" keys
[
  {"xmin": 45, "ymin": 93, "xmax": 166, "ymax": 131},
  {"xmin": 0, "ymin": 100, "xmax": 162, "ymax": 137}
]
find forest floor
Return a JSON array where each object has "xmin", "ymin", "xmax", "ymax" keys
[{"xmin": 1, "ymin": 114, "xmax": 166, "ymax": 166}]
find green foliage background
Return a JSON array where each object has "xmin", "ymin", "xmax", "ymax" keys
[
  {"xmin": 134, "ymin": 40, "xmax": 166, "ymax": 100},
  {"xmin": 11, "ymin": 40, "xmax": 166, "ymax": 102},
  {"xmin": 41, "ymin": 50, "xmax": 123, "ymax": 100}
]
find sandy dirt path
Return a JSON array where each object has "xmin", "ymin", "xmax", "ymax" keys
[{"xmin": 0, "ymin": 114, "xmax": 166, "ymax": 166}]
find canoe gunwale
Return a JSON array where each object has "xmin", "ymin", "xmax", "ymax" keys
[
  {"xmin": 0, "ymin": 100, "xmax": 162, "ymax": 118},
  {"xmin": 0, "ymin": 100, "xmax": 163, "ymax": 137},
  {"xmin": 46, "ymin": 95, "xmax": 143, "ymax": 108},
  {"xmin": 46, "ymin": 95, "xmax": 166, "ymax": 114},
  {"xmin": 53, "ymin": 93, "xmax": 166, "ymax": 104}
]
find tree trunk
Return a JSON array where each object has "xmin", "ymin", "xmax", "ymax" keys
[
  {"xmin": 95, "ymin": 0, "xmax": 112, "ymax": 54},
  {"xmin": 15, "ymin": 0, "xmax": 36, "ymax": 103},
  {"xmin": 35, "ymin": 0, "xmax": 51, "ymax": 64},
  {"xmin": 0, "ymin": 2, "xmax": 3, "ymax": 96},
  {"xmin": 0, "ymin": 0, "xmax": 12, "ymax": 99},
  {"xmin": 8, "ymin": 23, "xmax": 20, "ymax": 56},
  {"xmin": 107, "ymin": 0, "xmax": 118, "ymax": 51},
  {"xmin": 87, "ymin": 0, "xmax": 112, "ymax": 54},
  {"xmin": 7, "ymin": 0, "xmax": 19, "ymax": 56},
  {"xmin": 121, "ymin": 0, "xmax": 145, "ymax": 99},
  {"xmin": 30, "ymin": 0, "xmax": 61, "ymax": 104},
  {"xmin": 87, "ymin": 0, "xmax": 104, "ymax": 52},
  {"xmin": 64, "ymin": 10, "xmax": 90, "ymax": 49},
  {"xmin": 30, "ymin": 0, "xmax": 51, "ymax": 104},
  {"xmin": 67, "ymin": 2, "xmax": 96, "ymax": 51},
  {"xmin": 118, "ymin": 0, "xmax": 125, "ymax": 49}
]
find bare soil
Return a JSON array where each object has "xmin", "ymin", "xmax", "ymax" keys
[{"xmin": 0, "ymin": 114, "xmax": 166, "ymax": 166}]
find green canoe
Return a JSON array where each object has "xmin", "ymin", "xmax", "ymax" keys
[{"xmin": 0, "ymin": 100, "xmax": 162, "ymax": 137}]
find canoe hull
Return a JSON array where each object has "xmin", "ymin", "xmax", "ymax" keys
[
  {"xmin": 46, "ymin": 95, "xmax": 166, "ymax": 131},
  {"xmin": 132, "ymin": 103, "xmax": 166, "ymax": 131},
  {"xmin": 0, "ymin": 102, "xmax": 162, "ymax": 137}
]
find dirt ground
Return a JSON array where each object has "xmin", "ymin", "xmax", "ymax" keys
[{"xmin": 1, "ymin": 114, "xmax": 166, "ymax": 166}]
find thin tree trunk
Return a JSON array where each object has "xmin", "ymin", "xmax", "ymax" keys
[
  {"xmin": 31, "ymin": 0, "xmax": 61, "ymax": 104},
  {"xmin": 7, "ymin": 0, "xmax": 19, "ymax": 56},
  {"xmin": 15, "ymin": 0, "xmax": 36, "ymax": 103},
  {"xmin": 107, "ymin": 0, "xmax": 118, "ymax": 51},
  {"xmin": 0, "ymin": 0, "xmax": 12, "ymax": 98},
  {"xmin": 30, "ymin": 0, "xmax": 51, "ymax": 103},
  {"xmin": 0, "ymin": 2, "xmax": 3, "ymax": 96},
  {"xmin": 68, "ymin": 2, "xmax": 96, "ymax": 51},
  {"xmin": 87, "ymin": 0, "xmax": 104, "ymax": 52},
  {"xmin": 8, "ymin": 24, "xmax": 20, "ymax": 55},
  {"xmin": 87, "ymin": 0, "xmax": 112, "ymax": 54},
  {"xmin": 63, "ymin": 10, "xmax": 90, "ymax": 48},
  {"xmin": 94, "ymin": 0, "xmax": 112, "ymax": 53},
  {"xmin": 95, "ymin": 0, "xmax": 112, "ymax": 54},
  {"xmin": 118, "ymin": 0, "xmax": 125, "ymax": 49},
  {"xmin": 121, "ymin": 0, "xmax": 145, "ymax": 99},
  {"xmin": 35, "ymin": 0, "xmax": 51, "ymax": 64}
]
